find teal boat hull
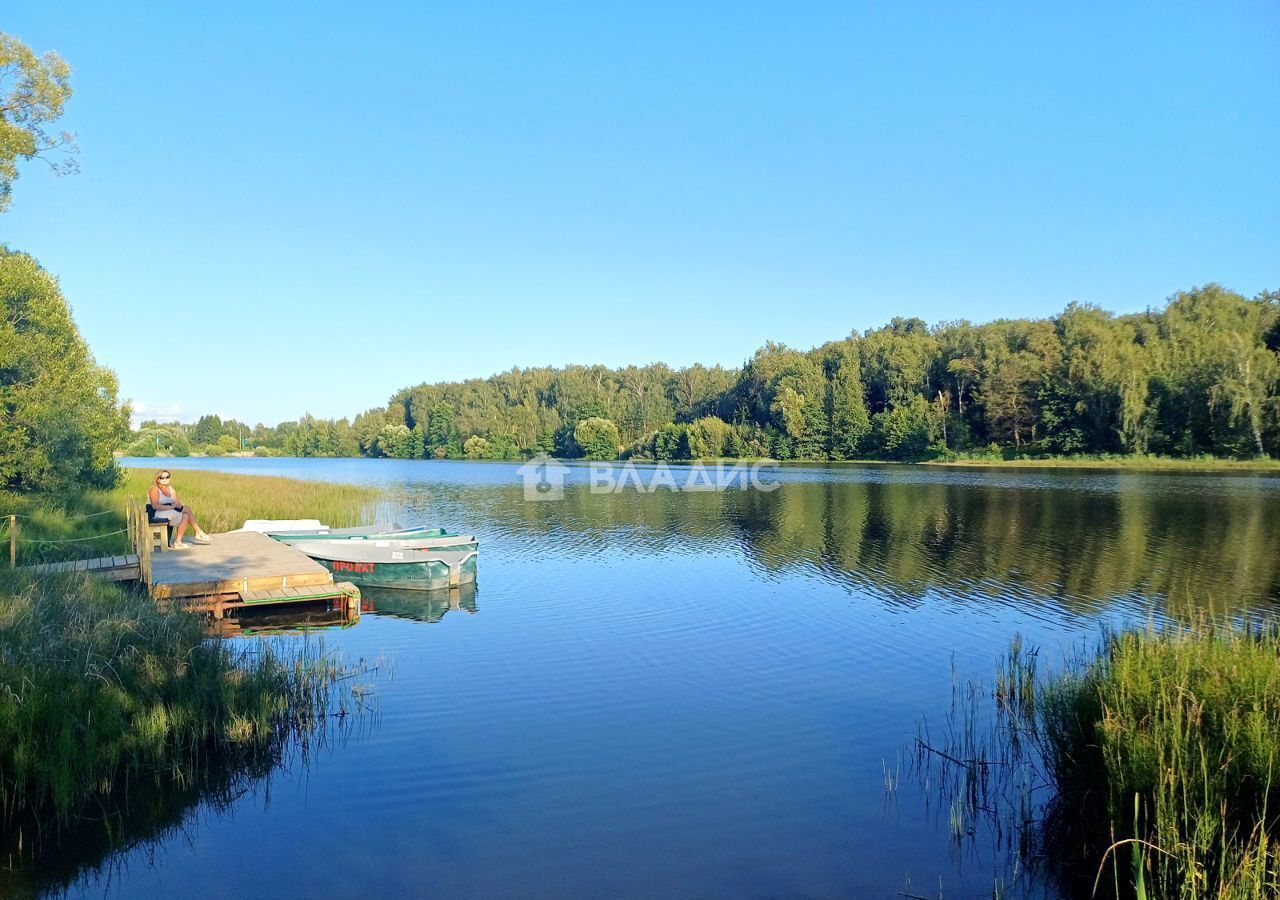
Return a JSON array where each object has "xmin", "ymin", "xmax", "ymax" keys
[
  {"xmin": 264, "ymin": 522, "xmax": 480, "ymax": 591},
  {"xmin": 310, "ymin": 549, "xmax": 478, "ymax": 591}
]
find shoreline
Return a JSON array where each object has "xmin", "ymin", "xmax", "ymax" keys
[{"xmin": 118, "ymin": 453, "xmax": 1280, "ymax": 474}]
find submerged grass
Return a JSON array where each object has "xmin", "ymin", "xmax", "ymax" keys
[
  {"xmin": 916, "ymin": 623, "xmax": 1280, "ymax": 898},
  {"xmin": 0, "ymin": 468, "xmax": 382, "ymax": 566}
]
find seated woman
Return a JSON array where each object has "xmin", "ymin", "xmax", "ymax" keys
[{"xmin": 149, "ymin": 470, "xmax": 211, "ymax": 549}]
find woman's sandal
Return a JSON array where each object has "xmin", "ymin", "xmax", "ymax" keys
[
  {"xmin": 190, "ymin": 534, "xmax": 212, "ymax": 544},
  {"xmin": 172, "ymin": 541, "xmax": 192, "ymax": 550}
]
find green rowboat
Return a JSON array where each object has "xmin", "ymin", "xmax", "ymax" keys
[{"xmin": 251, "ymin": 521, "xmax": 479, "ymax": 591}]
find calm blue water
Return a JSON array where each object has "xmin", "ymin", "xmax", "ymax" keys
[{"xmin": 40, "ymin": 459, "xmax": 1280, "ymax": 898}]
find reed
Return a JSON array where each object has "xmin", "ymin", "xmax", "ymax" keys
[
  {"xmin": 1042, "ymin": 624, "xmax": 1280, "ymax": 898},
  {"xmin": 0, "ymin": 570, "xmax": 362, "ymax": 840},
  {"xmin": 916, "ymin": 623, "xmax": 1280, "ymax": 898}
]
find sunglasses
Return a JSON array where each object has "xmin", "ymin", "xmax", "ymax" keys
[{"xmin": 159, "ymin": 475, "xmax": 171, "ymax": 480}]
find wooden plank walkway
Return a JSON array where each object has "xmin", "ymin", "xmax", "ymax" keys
[{"xmin": 25, "ymin": 554, "xmax": 140, "ymax": 582}]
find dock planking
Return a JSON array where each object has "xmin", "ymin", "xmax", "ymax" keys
[
  {"xmin": 22, "ymin": 516, "xmax": 361, "ymax": 621},
  {"xmin": 148, "ymin": 530, "xmax": 334, "ymax": 599},
  {"xmin": 27, "ymin": 554, "xmax": 141, "ymax": 582}
]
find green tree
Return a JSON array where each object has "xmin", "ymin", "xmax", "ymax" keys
[
  {"xmin": 684, "ymin": 416, "xmax": 732, "ymax": 458},
  {"xmin": 463, "ymin": 435, "xmax": 492, "ymax": 459},
  {"xmin": 1211, "ymin": 331, "xmax": 1278, "ymax": 458},
  {"xmin": 375, "ymin": 423, "xmax": 414, "ymax": 459},
  {"xmin": 0, "ymin": 33, "xmax": 77, "ymax": 212},
  {"xmin": 824, "ymin": 342, "xmax": 871, "ymax": 459},
  {"xmin": 573, "ymin": 417, "xmax": 621, "ymax": 460},
  {"xmin": 0, "ymin": 249, "xmax": 127, "ymax": 490},
  {"xmin": 861, "ymin": 317, "xmax": 939, "ymax": 412},
  {"xmin": 192, "ymin": 414, "xmax": 223, "ymax": 445},
  {"xmin": 978, "ymin": 351, "xmax": 1043, "ymax": 448},
  {"xmin": 426, "ymin": 402, "xmax": 458, "ymax": 452},
  {"xmin": 652, "ymin": 423, "xmax": 686, "ymax": 460},
  {"xmin": 871, "ymin": 394, "xmax": 940, "ymax": 459}
]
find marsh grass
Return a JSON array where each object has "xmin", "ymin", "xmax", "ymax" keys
[
  {"xmin": 0, "ymin": 572, "xmax": 357, "ymax": 825},
  {"xmin": 0, "ymin": 469, "xmax": 382, "ymax": 892},
  {"xmin": 0, "ymin": 468, "xmax": 381, "ymax": 565},
  {"xmin": 113, "ymin": 468, "xmax": 381, "ymax": 534},
  {"xmin": 915, "ymin": 624, "xmax": 1280, "ymax": 898},
  {"xmin": 0, "ymin": 569, "xmax": 372, "ymax": 890}
]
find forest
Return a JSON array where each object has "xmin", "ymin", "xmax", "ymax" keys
[{"xmin": 131, "ymin": 285, "xmax": 1280, "ymax": 463}]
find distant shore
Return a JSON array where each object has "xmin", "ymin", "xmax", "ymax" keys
[
  {"xmin": 922, "ymin": 455, "xmax": 1280, "ymax": 472},
  {"xmin": 115, "ymin": 450, "xmax": 1280, "ymax": 473}
]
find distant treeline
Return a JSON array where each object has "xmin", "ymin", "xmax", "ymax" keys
[{"xmin": 132, "ymin": 285, "xmax": 1280, "ymax": 462}]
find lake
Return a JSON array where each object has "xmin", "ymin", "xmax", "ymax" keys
[{"xmin": 36, "ymin": 459, "xmax": 1280, "ymax": 898}]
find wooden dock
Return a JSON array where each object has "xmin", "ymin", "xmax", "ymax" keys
[
  {"xmin": 148, "ymin": 530, "xmax": 333, "ymax": 599},
  {"xmin": 145, "ymin": 530, "xmax": 361, "ymax": 619},
  {"xmin": 19, "ymin": 502, "xmax": 362, "ymax": 623}
]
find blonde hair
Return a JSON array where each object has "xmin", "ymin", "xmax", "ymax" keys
[{"xmin": 154, "ymin": 470, "xmax": 172, "ymax": 484}]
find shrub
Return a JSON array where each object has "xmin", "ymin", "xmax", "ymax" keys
[
  {"xmin": 125, "ymin": 438, "xmax": 157, "ymax": 457},
  {"xmin": 463, "ymin": 435, "xmax": 492, "ymax": 459},
  {"xmin": 573, "ymin": 417, "xmax": 621, "ymax": 461}
]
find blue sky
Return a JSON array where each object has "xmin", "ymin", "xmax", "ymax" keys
[{"xmin": 5, "ymin": 2, "xmax": 1278, "ymax": 426}]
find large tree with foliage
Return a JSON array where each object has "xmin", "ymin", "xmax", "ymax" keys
[
  {"xmin": 1, "ymin": 249, "xmax": 127, "ymax": 490},
  {"xmin": 0, "ymin": 33, "xmax": 77, "ymax": 213},
  {"xmin": 573, "ymin": 417, "xmax": 621, "ymax": 460},
  {"xmin": 824, "ymin": 340, "xmax": 872, "ymax": 459}
]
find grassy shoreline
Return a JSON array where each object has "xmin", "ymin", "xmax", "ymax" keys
[
  {"xmin": 923, "ymin": 455, "xmax": 1280, "ymax": 472},
  {"xmin": 0, "ymin": 469, "xmax": 382, "ymax": 880},
  {"xmin": 1, "ymin": 468, "xmax": 381, "ymax": 566}
]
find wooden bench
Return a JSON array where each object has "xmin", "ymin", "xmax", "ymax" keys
[
  {"xmin": 127, "ymin": 499, "xmax": 171, "ymax": 554},
  {"xmin": 142, "ymin": 506, "xmax": 171, "ymax": 553}
]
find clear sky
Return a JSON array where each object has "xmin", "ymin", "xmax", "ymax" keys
[{"xmin": 4, "ymin": 2, "xmax": 1278, "ymax": 426}]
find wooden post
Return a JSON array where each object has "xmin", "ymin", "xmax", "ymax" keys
[{"xmin": 9, "ymin": 514, "xmax": 15, "ymax": 568}]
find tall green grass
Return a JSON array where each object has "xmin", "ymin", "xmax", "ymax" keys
[
  {"xmin": 917, "ymin": 624, "xmax": 1280, "ymax": 898},
  {"xmin": 1042, "ymin": 625, "xmax": 1280, "ymax": 898},
  {"xmin": 113, "ymin": 467, "xmax": 382, "ymax": 534},
  {"xmin": 0, "ymin": 468, "xmax": 381, "ymax": 565},
  {"xmin": 0, "ymin": 572, "xmax": 359, "ymax": 824}
]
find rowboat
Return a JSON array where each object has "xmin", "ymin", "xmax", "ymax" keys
[{"xmin": 238, "ymin": 521, "xmax": 479, "ymax": 591}]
